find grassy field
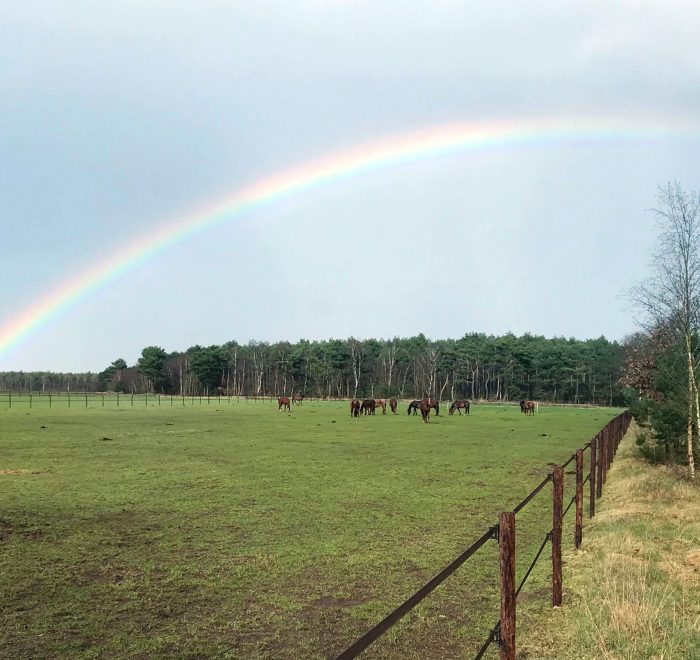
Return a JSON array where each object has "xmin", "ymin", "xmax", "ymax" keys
[{"xmin": 0, "ymin": 400, "xmax": 618, "ymax": 659}]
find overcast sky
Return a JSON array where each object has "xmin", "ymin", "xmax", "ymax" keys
[{"xmin": 2, "ymin": 1, "xmax": 699, "ymax": 372}]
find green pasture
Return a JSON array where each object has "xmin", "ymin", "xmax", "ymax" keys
[{"xmin": 0, "ymin": 401, "xmax": 619, "ymax": 659}]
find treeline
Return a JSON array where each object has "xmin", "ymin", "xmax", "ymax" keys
[{"xmin": 0, "ymin": 332, "xmax": 626, "ymax": 405}]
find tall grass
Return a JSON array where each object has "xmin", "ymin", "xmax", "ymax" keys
[{"xmin": 519, "ymin": 425, "xmax": 700, "ymax": 659}]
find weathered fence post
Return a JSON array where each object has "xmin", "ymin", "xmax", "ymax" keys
[
  {"xmin": 552, "ymin": 466, "xmax": 563, "ymax": 606},
  {"xmin": 85, "ymin": 394, "xmax": 88, "ymax": 408},
  {"xmin": 499, "ymin": 511, "xmax": 516, "ymax": 660},
  {"xmin": 29, "ymin": 394, "xmax": 32, "ymax": 409},
  {"xmin": 589, "ymin": 436, "xmax": 597, "ymax": 516},
  {"xmin": 601, "ymin": 428, "xmax": 608, "ymax": 486},
  {"xmin": 575, "ymin": 449, "xmax": 583, "ymax": 549}
]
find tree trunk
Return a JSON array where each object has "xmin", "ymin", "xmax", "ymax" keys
[{"xmin": 685, "ymin": 334, "xmax": 697, "ymax": 479}]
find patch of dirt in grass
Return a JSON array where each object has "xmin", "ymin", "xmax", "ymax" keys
[
  {"xmin": 517, "ymin": 586, "xmax": 550, "ymax": 603},
  {"xmin": 82, "ymin": 566, "xmax": 145, "ymax": 585},
  {"xmin": 0, "ymin": 518, "xmax": 44, "ymax": 542},
  {"xmin": 308, "ymin": 594, "xmax": 372, "ymax": 609}
]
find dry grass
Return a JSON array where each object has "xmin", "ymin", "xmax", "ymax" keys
[{"xmin": 518, "ymin": 422, "xmax": 700, "ymax": 660}]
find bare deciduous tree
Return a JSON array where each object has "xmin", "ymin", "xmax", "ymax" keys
[{"xmin": 632, "ymin": 181, "xmax": 700, "ymax": 479}]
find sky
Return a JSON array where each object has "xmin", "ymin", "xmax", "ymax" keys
[{"xmin": 1, "ymin": 1, "xmax": 699, "ymax": 373}]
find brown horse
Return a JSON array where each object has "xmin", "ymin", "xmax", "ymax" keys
[
  {"xmin": 449, "ymin": 400, "xmax": 470, "ymax": 415},
  {"xmin": 520, "ymin": 399, "xmax": 536, "ymax": 415},
  {"xmin": 350, "ymin": 398, "xmax": 361, "ymax": 417},
  {"xmin": 418, "ymin": 398, "xmax": 431, "ymax": 423},
  {"xmin": 374, "ymin": 399, "xmax": 387, "ymax": 414},
  {"xmin": 278, "ymin": 396, "xmax": 291, "ymax": 412},
  {"xmin": 425, "ymin": 397, "xmax": 440, "ymax": 415},
  {"xmin": 389, "ymin": 398, "xmax": 398, "ymax": 414},
  {"xmin": 292, "ymin": 393, "xmax": 305, "ymax": 405},
  {"xmin": 361, "ymin": 399, "xmax": 376, "ymax": 415}
]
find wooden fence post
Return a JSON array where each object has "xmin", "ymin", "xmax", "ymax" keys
[
  {"xmin": 601, "ymin": 429, "xmax": 608, "ymax": 486},
  {"xmin": 589, "ymin": 436, "xmax": 597, "ymax": 516},
  {"xmin": 575, "ymin": 449, "xmax": 583, "ymax": 549},
  {"xmin": 552, "ymin": 466, "xmax": 563, "ymax": 606},
  {"xmin": 499, "ymin": 511, "xmax": 516, "ymax": 660}
]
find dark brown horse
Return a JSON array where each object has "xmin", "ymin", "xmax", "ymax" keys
[
  {"xmin": 350, "ymin": 398, "xmax": 361, "ymax": 417},
  {"xmin": 520, "ymin": 399, "xmax": 536, "ymax": 415},
  {"xmin": 418, "ymin": 398, "xmax": 431, "ymax": 423},
  {"xmin": 278, "ymin": 396, "xmax": 291, "ymax": 412},
  {"xmin": 449, "ymin": 400, "xmax": 470, "ymax": 415},
  {"xmin": 361, "ymin": 399, "xmax": 376, "ymax": 415},
  {"xmin": 374, "ymin": 399, "xmax": 387, "ymax": 414},
  {"xmin": 425, "ymin": 397, "xmax": 440, "ymax": 415},
  {"xmin": 389, "ymin": 398, "xmax": 398, "ymax": 414},
  {"xmin": 292, "ymin": 393, "xmax": 305, "ymax": 405},
  {"xmin": 407, "ymin": 400, "xmax": 421, "ymax": 415}
]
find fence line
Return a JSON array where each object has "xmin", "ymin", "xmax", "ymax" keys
[
  {"xmin": 334, "ymin": 410, "xmax": 632, "ymax": 659},
  {"xmin": 0, "ymin": 392, "xmax": 622, "ymax": 410}
]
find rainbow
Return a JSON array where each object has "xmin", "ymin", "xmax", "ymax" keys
[{"xmin": 0, "ymin": 115, "xmax": 695, "ymax": 362}]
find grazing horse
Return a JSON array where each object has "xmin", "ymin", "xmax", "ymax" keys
[
  {"xmin": 449, "ymin": 400, "xmax": 470, "ymax": 415},
  {"xmin": 407, "ymin": 400, "xmax": 421, "ymax": 415},
  {"xmin": 520, "ymin": 399, "xmax": 536, "ymax": 415},
  {"xmin": 292, "ymin": 393, "xmax": 305, "ymax": 405},
  {"xmin": 278, "ymin": 396, "xmax": 291, "ymax": 412},
  {"xmin": 374, "ymin": 399, "xmax": 387, "ymax": 414},
  {"xmin": 418, "ymin": 398, "xmax": 431, "ymax": 423},
  {"xmin": 361, "ymin": 399, "xmax": 376, "ymax": 415},
  {"xmin": 389, "ymin": 398, "xmax": 398, "ymax": 414},
  {"xmin": 350, "ymin": 398, "xmax": 361, "ymax": 417}
]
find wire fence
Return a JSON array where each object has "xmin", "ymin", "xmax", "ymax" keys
[
  {"xmin": 0, "ymin": 392, "xmax": 621, "ymax": 410},
  {"xmin": 333, "ymin": 410, "xmax": 632, "ymax": 659},
  {"xmin": 0, "ymin": 392, "xmax": 287, "ymax": 409}
]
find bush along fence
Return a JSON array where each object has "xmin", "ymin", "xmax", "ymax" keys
[{"xmin": 334, "ymin": 410, "xmax": 632, "ymax": 660}]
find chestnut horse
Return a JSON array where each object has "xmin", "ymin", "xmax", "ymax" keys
[
  {"xmin": 520, "ymin": 399, "xmax": 536, "ymax": 415},
  {"xmin": 374, "ymin": 399, "xmax": 387, "ymax": 414},
  {"xmin": 418, "ymin": 398, "xmax": 431, "ymax": 423},
  {"xmin": 278, "ymin": 396, "xmax": 291, "ymax": 412},
  {"xmin": 389, "ymin": 398, "xmax": 398, "ymax": 414},
  {"xmin": 361, "ymin": 399, "xmax": 376, "ymax": 415},
  {"xmin": 425, "ymin": 397, "xmax": 440, "ymax": 416},
  {"xmin": 449, "ymin": 400, "xmax": 470, "ymax": 415},
  {"xmin": 350, "ymin": 398, "xmax": 361, "ymax": 417}
]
